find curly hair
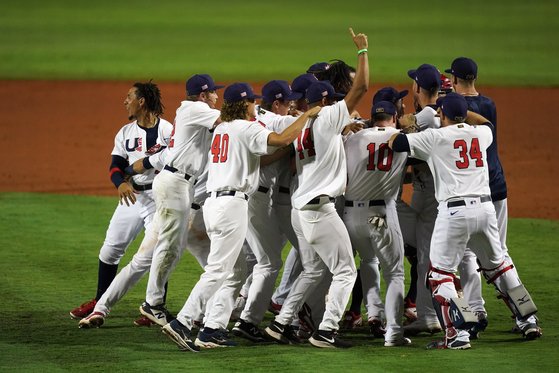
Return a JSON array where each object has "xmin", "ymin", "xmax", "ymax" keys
[
  {"xmin": 221, "ymin": 100, "xmax": 249, "ymax": 122},
  {"xmin": 133, "ymin": 80, "xmax": 164, "ymax": 116},
  {"xmin": 322, "ymin": 59, "xmax": 354, "ymax": 94}
]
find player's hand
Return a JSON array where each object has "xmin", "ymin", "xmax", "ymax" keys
[
  {"xmin": 342, "ymin": 121, "xmax": 364, "ymax": 135},
  {"xmin": 398, "ymin": 114, "xmax": 419, "ymax": 134},
  {"xmin": 118, "ymin": 182, "xmax": 137, "ymax": 206},
  {"xmin": 349, "ymin": 27, "xmax": 368, "ymax": 50},
  {"xmin": 306, "ymin": 106, "xmax": 322, "ymax": 118}
]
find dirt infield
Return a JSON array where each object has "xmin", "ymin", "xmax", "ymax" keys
[{"xmin": 1, "ymin": 80, "xmax": 557, "ymax": 219}]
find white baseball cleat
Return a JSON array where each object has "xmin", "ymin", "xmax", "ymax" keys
[
  {"xmin": 384, "ymin": 337, "xmax": 412, "ymax": 347},
  {"xmin": 78, "ymin": 311, "xmax": 105, "ymax": 329}
]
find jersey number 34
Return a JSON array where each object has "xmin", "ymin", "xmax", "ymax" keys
[
  {"xmin": 211, "ymin": 134, "xmax": 229, "ymax": 163},
  {"xmin": 454, "ymin": 138, "xmax": 483, "ymax": 169}
]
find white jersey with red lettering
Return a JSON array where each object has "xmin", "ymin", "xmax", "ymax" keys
[
  {"xmin": 111, "ymin": 118, "xmax": 173, "ymax": 186},
  {"xmin": 344, "ymin": 126, "xmax": 408, "ymax": 202},
  {"xmin": 406, "ymin": 123, "xmax": 493, "ymax": 202},
  {"xmin": 291, "ymin": 100, "xmax": 350, "ymax": 209},
  {"xmin": 206, "ymin": 119, "xmax": 272, "ymax": 195},
  {"xmin": 165, "ymin": 100, "xmax": 220, "ymax": 177}
]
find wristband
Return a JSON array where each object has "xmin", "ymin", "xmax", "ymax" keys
[{"xmin": 357, "ymin": 48, "xmax": 368, "ymax": 55}]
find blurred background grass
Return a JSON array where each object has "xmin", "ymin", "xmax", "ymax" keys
[{"xmin": 1, "ymin": 0, "xmax": 558, "ymax": 85}]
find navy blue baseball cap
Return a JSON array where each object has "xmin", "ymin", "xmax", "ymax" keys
[
  {"xmin": 186, "ymin": 74, "xmax": 224, "ymax": 96},
  {"xmin": 407, "ymin": 64, "xmax": 441, "ymax": 90},
  {"xmin": 306, "ymin": 62, "xmax": 331, "ymax": 74},
  {"xmin": 371, "ymin": 101, "xmax": 397, "ymax": 117},
  {"xmin": 291, "ymin": 73, "xmax": 318, "ymax": 95},
  {"xmin": 223, "ymin": 82, "xmax": 262, "ymax": 103},
  {"xmin": 437, "ymin": 92, "xmax": 468, "ymax": 122},
  {"xmin": 445, "ymin": 57, "xmax": 478, "ymax": 80},
  {"xmin": 372, "ymin": 87, "xmax": 409, "ymax": 105},
  {"xmin": 305, "ymin": 81, "xmax": 345, "ymax": 104},
  {"xmin": 262, "ymin": 80, "xmax": 303, "ymax": 103}
]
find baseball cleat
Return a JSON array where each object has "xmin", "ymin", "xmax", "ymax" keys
[
  {"xmin": 133, "ymin": 315, "xmax": 155, "ymax": 327},
  {"xmin": 264, "ymin": 321, "xmax": 301, "ymax": 345},
  {"xmin": 195, "ymin": 328, "xmax": 237, "ymax": 348},
  {"xmin": 70, "ymin": 298, "xmax": 97, "ymax": 320},
  {"xmin": 230, "ymin": 295, "xmax": 247, "ymax": 322},
  {"xmin": 368, "ymin": 318, "xmax": 386, "ymax": 338},
  {"xmin": 162, "ymin": 319, "xmax": 199, "ymax": 352},
  {"xmin": 297, "ymin": 303, "xmax": 316, "ymax": 334},
  {"xmin": 78, "ymin": 311, "xmax": 105, "ymax": 329},
  {"xmin": 140, "ymin": 301, "xmax": 175, "ymax": 327},
  {"xmin": 404, "ymin": 319, "xmax": 442, "ymax": 336},
  {"xmin": 340, "ymin": 310, "xmax": 363, "ymax": 330},
  {"xmin": 521, "ymin": 323, "xmax": 542, "ymax": 340},
  {"xmin": 268, "ymin": 301, "xmax": 282, "ymax": 315},
  {"xmin": 232, "ymin": 319, "xmax": 266, "ymax": 343},
  {"xmin": 403, "ymin": 299, "xmax": 418, "ymax": 324},
  {"xmin": 309, "ymin": 329, "xmax": 352, "ymax": 349},
  {"xmin": 384, "ymin": 337, "xmax": 412, "ymax": 347},
  {"xmin": 468, "ymin": 312, "xmax": 488, "ymax": 339},
  {"xmin": 426, "ymin": 329, "xmax": 471, "ymax": 350}
]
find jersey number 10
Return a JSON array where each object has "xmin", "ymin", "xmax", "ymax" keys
[
  {"xmin": 367, "ymin": 142, "xmax": 393, "ymax": 171},
  {"xmin": 211, "ymin": 134, "xmax": 229, "ymax": 163},
  {"xmin": 454, "ymin": 138, "xmax": 483, "ymax": 169}
]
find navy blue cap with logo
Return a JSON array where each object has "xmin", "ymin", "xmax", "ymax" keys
[
  {"xmin": 306, "ymin": 62, "xmax": 331, "ymax": 74},
  {"xmin": 372, "ymin": 87, "xmax": 409, "ymax": 105},
  {"xmin": 371, "ymin": 100, "xmax": 397, "ymax": 118},
  {"xmin": 291, "ymin": 73, "xmax": 319, "ymax": 95},
  {"xmin": 262, "ymin": 80, "xmax": 303, "ymax": 103},
  {"xmin": 437, "ymin": 92, "xmax": 468, "ymax": 122},
  {"xmin": 407, "ymin": 64, "xmax": 441, "ymax": 90},
  {"xmin": 445, "ymin": 57, "xmax": 478, "ymax": 80},
  {"xmin": 186, "ymin": 74, "xmax": 224, "ymax": 96},
  {"xmin": 223, "ymin": 82, "xmax": 262, "ymax": 103},
  {"xmin": 305, "ymin": 81, "xmax": 345, "ymax": 104}
]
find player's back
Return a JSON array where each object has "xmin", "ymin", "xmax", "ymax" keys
[
  {"xmin": 206, "ymin": 119, "xmax": 271, "ymax": 195},
  {"xmin": 344, "ymin": 126, "xmax": 408, "ymax": 202},
  {"xmin": 426, "ymin": 124, "xmax": 493, "ymax": 201}
]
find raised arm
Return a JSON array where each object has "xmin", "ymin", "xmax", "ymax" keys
[{"xmin": 344, "ymin": 27, "xmax": 369, "ymax": 114}]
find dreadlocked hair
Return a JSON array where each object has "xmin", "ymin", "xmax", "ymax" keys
[
  {"xmin": 323, "ymin": 59, "xmax": 354, "ymax": 94},
  {"xmin": 133, "ymin": 80, "xmax": 164, "ymax": 116},
  {"xmin": 221, "ymin": 100, "xmax": 249, "ymax": 122}
]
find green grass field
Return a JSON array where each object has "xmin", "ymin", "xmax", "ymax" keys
[
  {"xmin": 0, "ymin": 193, "xmax": 557, "ymax": 372},
  {"xmin": 1, "ymin": 0, "xmax": 558, "ymax": 85}
]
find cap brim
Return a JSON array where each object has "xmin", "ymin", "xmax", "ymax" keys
[
  {"xmin": 398, "ymin": 90, "xmax": 409, "ymax": 99},
  {"xmin": 286, "ymin": 92, "xmax": 303, "ymax": 101},
  {"xmin": 252, "ymin": 94, "xmax": 262, "ymax": 99},
  {"xmin": 407, "ymin": 69, "xmax": 417, "ymax": 79},
  {"xmin": 213, "ymin": 85, "xmax": 225, "ymax": 90},
  {"xmin": 333, "ymin": 92, "xmax": 346, "ymax": 100},
  {"xmin": 444, "ymin": 68, "xmax": 452, "ymax": 74}
]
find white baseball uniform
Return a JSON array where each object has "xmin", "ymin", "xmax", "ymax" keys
[
  {"xmin": 403, "ymin": 122, "xmax": 527, "ymax": 336},
  {"xmin": 175, "ymin": 118, "xmax": 272, "ymax": 331},
  {"xmin": 241, "ymin": 108, "xmax": 298, "ymax": 326},
  {"xmin": 342, "ymin": 126, "xmax": 408, "ymax": 342},
  {"xmin": 145, "ymin": 100, "xmax": 220, "ymax": 307},
  {"xmin": 274, "ymin": 99, "xmax": 357, "ymax": 332}
]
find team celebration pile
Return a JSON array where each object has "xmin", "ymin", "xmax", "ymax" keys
[{"xmin": 69, "ymin": 28, "xmax": 542, "ymax": 351}]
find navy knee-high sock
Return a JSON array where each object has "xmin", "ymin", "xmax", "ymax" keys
[
  {"xmin": 96, "ymin": 260, "xmax": 118, "ymax": 300},
  {"xmin": 349, "ymin": 269, "xmax": 363, "ymax": 313}
]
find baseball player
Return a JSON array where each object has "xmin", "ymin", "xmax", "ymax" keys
[
  {"xmin": 400, "ymin": 64, "xmax": 444, "ymax": 336},
  {"xmin": 264, "ymin": 28, "xmax": 369, "ymax": 349},
  {"xmin": 138, "ymin": 74, "xmax": 223, "ymax": 326},
  {"xmin": 342, "ymin": 100, "xmax": 410, "ymax": 347},
  {"xmin": 69, "ymin": 81, "xmax": 172, "ymax": 326},
  {"xmin": 232, "ymin": 80, "xmax": 303, "ymax": 342},
  {"xmin": 389, "ymin": 92, "xmax": 539, "ymax": 349},
  {"xmin": 161, "ymin": 82, "xmax": 320, "ymax": 351},
  {"xmin": 446, "ymin": 57, "xmax": 541, "ymax": 339}
]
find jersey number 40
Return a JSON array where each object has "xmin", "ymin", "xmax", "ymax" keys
[
  {"xmin": 454, "ymin": 138, "xmax": 483, "ymax": 169},
  {"xmin": 367, "ymin": 142, "xmax": 393, "ymax": 171},
  {"xmin": 211, "ymin": 134, "xmax": 229, "ymax": 163}
]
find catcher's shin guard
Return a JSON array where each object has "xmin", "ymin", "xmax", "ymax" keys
[
  {"xmin": 479, "ymin": 260, "xmax": 538, "ymax": 320},
  {"xmin": 428, "ymin": 267, "xmax": 462, "ymax": 330}
]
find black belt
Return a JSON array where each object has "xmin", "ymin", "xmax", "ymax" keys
[
  {"xmin": 215, "ymin": 190, "xmax": 249, "ymax": 200},
  {"xmin": 191, "ymin": 203, "xmax": 201, "ymax": 210},
  {"xmin": 345, "ymin": 199, "xmax": 385, "ymax": 207},
  {"xmin": 258, "ymin": 186, "xmax": 270, "ymax": 193},
  {"xmin": 278, "ymin": 186, "xmax": 290, "ymax": 194},
  {"xmin": 447, "ymin": 195, "xmax": 491, "ymax": 208},
  {"xmin": 307, "ymin": 196, "xmax": 335, "ymax": 205},
  {"xmin": 164, "ymin": 165, "xmax": 195, "ymax": 182},
  {"xmin": 131, "ymin": 181, "xmax": 152, "ymax": 191}
]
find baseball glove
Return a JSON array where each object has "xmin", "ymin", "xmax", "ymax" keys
[{"xmin": 399, "ymin": 114, "xmax": 420, "ymax": 134}]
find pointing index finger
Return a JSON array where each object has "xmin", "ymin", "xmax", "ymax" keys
[{"xmin": 349, "ymin": 27, "xmax": 355, "ymax": 38}]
